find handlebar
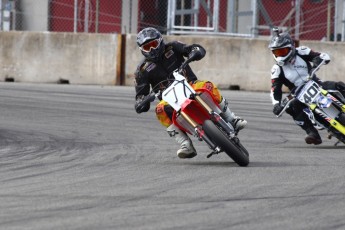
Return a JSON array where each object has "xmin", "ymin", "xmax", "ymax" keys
[
  {"xmin": 308, "ymin": 59, "xmax": 326, "ymax": 80},
  {"xmin": 276, "ymin": 96, "xmax": 295, "ymax": 118},
  {"xmin": 178, "ymin": 57, "xmax": 193, "ymax": 74},
  {"xmin": 178, "ymin": 62, "xmax": 189, "ymax": 74},
  {"xmin": 136, "ymin": 92, "xmax": 156, "ymax": 110},
  {"xmin": 144, "ymin": 93, "xmax": 156, "ymax": 103}
]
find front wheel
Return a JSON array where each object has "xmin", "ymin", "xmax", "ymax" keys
[{"xmin": 203, "ymin": 120, "xmax": 249, "ymax": 167}]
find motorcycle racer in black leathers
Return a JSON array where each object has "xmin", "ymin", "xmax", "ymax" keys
[
  {"xmin": 268, "ymin": 27, "xmax": 345, "ymax": 145},
  {"xmin": 134, "ymin": 27, "xmax": 247, "ymax": 159}
]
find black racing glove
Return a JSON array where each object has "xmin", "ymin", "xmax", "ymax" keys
[
  {"xmin": 273, "ymin": 103, "xmax": 283, "ymax": 116},
  {"xmin": 188, "ymin": 47, "xmax": 202, "ymax": 62},
  {"xmin": 134, "ymin": 94, "xmax": 155, "ymax": 114},
  {"xmin": 312, "ymin": 54, "xmax": 330, "ymax": 67},
  {"xmin": 135, "ymin": 101, "xmax": 149, "ymax": 114}
]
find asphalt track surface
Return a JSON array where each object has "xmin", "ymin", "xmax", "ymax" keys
[{"xmin": 0, "ymin": 82, "xmax": 344, "ymax": 230}]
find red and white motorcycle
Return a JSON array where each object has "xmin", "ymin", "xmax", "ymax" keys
[{"xmin": 138, "ymin": 60, "xmax": 249, "ymax": 166}]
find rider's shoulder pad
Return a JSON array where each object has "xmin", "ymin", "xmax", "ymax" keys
[
  {"xmin": 270, "ymin": 65, "xmax": 280, "ymax": 79},
  {"xmin": 296, "ymin": 46, "xmax": 311, "ymax": 55}
]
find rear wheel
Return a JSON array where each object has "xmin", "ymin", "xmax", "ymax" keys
[{"xmin": 203, "ymin": 120, "xmax": 249, "ymax": 166}]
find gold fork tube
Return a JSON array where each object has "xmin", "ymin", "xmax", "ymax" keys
[
  {"xmin": 194, "ymin": 95, "xmax": 212, "ymax": 113},
  {"xmin": 181, "ymin": 111, "xmax": 198, "ymax": 128}
]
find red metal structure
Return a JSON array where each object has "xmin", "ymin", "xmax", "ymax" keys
[
  {"xmin": 259, "ymin": 0, "xmax": 334, "ymax": 40},
  {"xmin": 50, "ymin": 0, "xmax": 121, "ymax": 33},
  {"xmin": 49, "ymin": 0, "xmax": 334, "ymax": 40}
]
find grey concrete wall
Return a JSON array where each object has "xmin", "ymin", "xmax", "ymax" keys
[
  {"xmin": 125, "ymin": 35, "xmax": 345, "ymax": 91},
  {"xmin": 126, "ymin": 35, "xmax": 272, "ymax": 91},
  {"xmin": 0, "ymin": 31, "xmax": 118, "ymax": 84},
  {"xmin": 1, "ymin": 31, "xmax": 344, "ymax": 90},
  {"xmin": 300, "ymin": 40, "xmax": 345, "ymax": 83}
]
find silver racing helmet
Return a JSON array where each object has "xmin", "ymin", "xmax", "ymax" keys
[
  {"xmin": 268, "ymin": 28, "xmax": 295, "ymax": 66},
  {"xmin": 136, "ymin": 27, "xmax": 165, "ymax": 62}
]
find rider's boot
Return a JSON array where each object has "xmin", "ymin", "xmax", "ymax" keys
[
  {"xmin": 219, "ymin": 97, "xmax": 247, "ymax": 131},
  {"xmin": 167, "ymin": 124, "xmax": 197, "ymax": 159},
  {"xmin": 298, "ymin": 119, "xmax": 322, "ymax": 145}
]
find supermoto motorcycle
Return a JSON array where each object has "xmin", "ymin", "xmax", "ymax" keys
[
  {"xmin": 277, "ymin": 60, "xmax": 345, "ymax": 145},
  {"xmin": 138, "ymin": 59, "xmax": 249, "ymax": 166}
]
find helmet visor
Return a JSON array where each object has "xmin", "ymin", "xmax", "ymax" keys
[
  {"xmin": 140, "ymin": 38, "xmax": 162, "ymax": 52},
  {"xmin": 272, "ymin": 47, "xmax": 291, "ymax": 57}
]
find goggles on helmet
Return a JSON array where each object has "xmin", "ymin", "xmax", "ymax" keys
[
  {"xmin": 139, "ymin": 38, "xmax": 162, "ymax": 52},
  {"xmin": 272, "ymin": 47, "xmax": 291, "ymax": 57}
]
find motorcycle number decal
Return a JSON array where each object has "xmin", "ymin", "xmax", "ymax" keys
[
  {"xmin": 162, "ymin": 72, "xmax": 196, "ymax": 111},
  {"xmin": 297, "ymin": 81, "xmax": 320, "ymax": 104}
]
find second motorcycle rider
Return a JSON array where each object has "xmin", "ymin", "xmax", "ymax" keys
[{"xmin": 268, "ymin": 27, "xmax": 345, "ymax": 145}]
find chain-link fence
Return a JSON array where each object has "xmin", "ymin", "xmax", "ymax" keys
[
  {"xmin": 0, "ymin": 0, "xmax": 122, "ymax": 33},
  {"xmin": 257, "ymin": 0, "xmax": 337, "ymax": 41},
  {"xmin": 50, "ymin": 0, "xmax": 121, "ymax": 33},
  {"xmin": 0, "ymin": 0, "xmax": 344, "ymax": 41},
  {"xmin": 167, "ymin": 0, "xmax": 341, "ymax": 41}
]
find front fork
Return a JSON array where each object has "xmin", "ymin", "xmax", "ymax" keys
[
  {"xmin": 178, "ymin": 94, "xmax": 236, "ymax": 154},
  {"xmin": 194, "ymin": 94, "xmax": 236, "ymax": 135},
  {"xmin": 180, "ymin": 111, "xmax": 218, "ymax": 151},
  {"xmin": 307, "ymin": 90, "xmax": 345, "ymax": 135}
]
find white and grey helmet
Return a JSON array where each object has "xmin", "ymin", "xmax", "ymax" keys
[
  {"xmin": 268, "ymin": 28, "xmax": 295, "ymax": 66},
  {"xmin": 136, "ymin": 27, "xmax": 165, "ymax": 62}
]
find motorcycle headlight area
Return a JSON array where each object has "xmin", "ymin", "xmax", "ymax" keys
[{"xmin": 317, "ymin": 95, "xmax": 332, "ymax": 108}]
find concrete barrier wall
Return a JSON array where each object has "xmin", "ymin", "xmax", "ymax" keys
[
  {"xmin": 0, "ymin": 31, "xmax": 118, "ymax": 84},
  {"xmin": 126, "ymin": 34, "xmax": 345, "ymax": 91},
  {"xmin": 1, "ymin": 31, "xmax": 344, "ymax": 91},
  {"xmin": 126, "ymin": 34, "xmax": 271, "ymax": 91}
]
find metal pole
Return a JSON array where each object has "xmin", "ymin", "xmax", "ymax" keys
[
  {"xmin": 131, "ymin": 0, "xmax": 138, "ymax": 34},
  {"xmin": 295, "ymin": 0, "xmax": 301, "ymax": 40},
  {"xmin": 74, "ymin": 0, "xmax": 78, "ymax": 32},
  {"xmin": 327, "ymin": 0, "xmax": 331, "ymax": 41},
  {"xmin": 342, "ymin": 0, "xmax": 345, "ymax": 41},
  {"xmin": 0, "ymin": 0, "xmax": 2, "ymax": 31},
  {"xmin": 227, "ymin": 0, "xmax": 235, "ymax": 33},
  {"xmin": 167, "ymin": 0, "xmax": 172, "ymax": 34},
  {"xmin": 214, "ymin": 0, "xmax": 219, "ymax": 32},
  {"xmin": 194, "ymin": 0, "xmax": 199, "ymax": 29},
  {"xmin": 181, "ymin": 0, "xmax": 184, "ymax": 27},
  {"xmin": 3, "ymin": 0, "xmax": 11, "ymax": 31},
  {"xmin": 84, "ymin": 0, "xmax": 89, "ymax": 32},
  {"xmin": 172, "ymin": 0, "xmax": 176, "ymax": 33},
  {"xmin": 12, "ymin": 0, "xmax": 16, "ymax": 30},
  {"xmin": 335, "ymin": 0, "xmax": 339, "ymax": 41},
  {"xmin": 252, "ymin": 0, "xmax": 258, "ymax": 37},
  {"xmin": 207, "ymin": 0, "xmax": 210, "ymax": 27},
  {"xmin": 95, "ymin": 0, "xmax": 99, "ymax": 33}
]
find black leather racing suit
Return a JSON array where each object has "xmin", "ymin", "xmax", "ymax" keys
[{"xmin": 134, "ymin": 41, "xmax": 206, "ymax": 114}]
